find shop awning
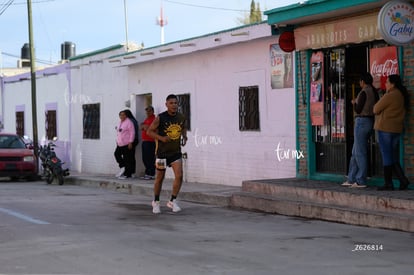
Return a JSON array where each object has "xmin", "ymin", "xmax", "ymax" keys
[{"xmin": 264, "ymin": 0, "xmax": 389, "ymax": 27}]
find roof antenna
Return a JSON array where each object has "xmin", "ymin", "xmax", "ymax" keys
[{"xmin": 156, "ymin": 0, "xmax": 168, "ymax": 45}]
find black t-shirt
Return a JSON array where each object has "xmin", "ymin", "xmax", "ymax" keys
[{"xmin": 156, "ymin": 111, "xmax": 186, "ymax": 158}]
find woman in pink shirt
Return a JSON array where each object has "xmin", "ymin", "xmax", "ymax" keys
[{"xmin": 114, "ymin": 110, "xmax": 135, "ymax": 179}]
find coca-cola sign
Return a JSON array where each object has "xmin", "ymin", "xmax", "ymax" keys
[
  {"xmin": 378, "ymin": 1, "xmax": 414, "ymax": 45},
  {"xmin": 370, "ymin": 46, "xmax": 399, "ymax": 90}
]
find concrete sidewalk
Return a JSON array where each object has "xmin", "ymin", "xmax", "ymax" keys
[
  {"xmin": 65, "ymin": 172, "xmax": 240, "ymax": 207},
  {"xmin": 66, "ymin": 172, "xmax": 414, "ymax": 232}
]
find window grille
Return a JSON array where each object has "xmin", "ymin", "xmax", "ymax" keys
[
  {"xmin": 177, "ymin": 94, "xmax": 191, "ymax": 131},
  {"xmin": 239, "ymin": 86, "xmax": 260, "ymax": 131},
  {"xmin": 82, "ymin": 103, "xmax": 100, "ymax": 139},
  {"xmin": 16, "ymin": 111, "xmax": 24, "ymax": 136},
  {"xmin": 45, "ymin": 110, "xmax": 57, "ymax": 140}
]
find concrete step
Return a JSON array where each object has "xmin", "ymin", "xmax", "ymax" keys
[
  {"xmin": 242, "ymin": 178, "xmax": 414, "ymax": 215},
  {"xmin": 231, "ymin": 191, "xmax": 414, "ymax": 232},
  {"xmin": 236, "ymin": 179, "xmax": 414, "ymax": 232}
]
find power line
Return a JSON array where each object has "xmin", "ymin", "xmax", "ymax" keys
[
  {"xmin": 0, "ymin": 0, "xmax": 57, "ymax": 65},
  {"xmin": 1, "ymin": 51, "xmax": 56, "ymax": 65},
  {"xmin": 0, "ymin": 0, "xmax": 55, "ymax": 16},
  {"xmin": 0, "ymin": 0, "xmax": 14, "ymax": 16},
  {"xmin": 1, "ymin": 0, "xmax": 54, "ymax": 6},
  {"xmin": 164, "ymin": 0, "xmax": 250, "ymax": 12}
]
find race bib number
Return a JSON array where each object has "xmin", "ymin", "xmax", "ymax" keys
[{"xmin": 156, "ymin": 158, "xmax": 167, "ymax": 170}]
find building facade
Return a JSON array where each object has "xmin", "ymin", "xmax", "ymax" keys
[
  {"xmin": 1, "ymin": 23, "xmax": 297, "ymax": 186},
  {"xmin": 265, "ymin": 0, "xmax": 414, "ymax": 185},
  {"xmin": 120, "ymin": 23, "xmax": 296, "ymax": 185},
  {"xmin": 1, "ymin": 63, "xmax": 71, "ymax": 167}
]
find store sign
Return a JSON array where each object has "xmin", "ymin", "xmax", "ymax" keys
[
  {"xmin": 295, "ymin": 13, "xmax": 381, "ymax": 50},
  {"xmin": 378, "ymin": 1, "xmax": 414, "ymax": 46},
  {"xmin": 370, "ymin": 46, "xmax": 399, "ymax": 90}
]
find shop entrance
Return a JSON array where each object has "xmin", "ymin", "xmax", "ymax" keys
[
  {"xmin": 345, "ymin": 45, "xmax": 382, "ymax": 177},
  {"xmin": 314, "ymin": 44, "xmax": 382, "ymax": 177}
]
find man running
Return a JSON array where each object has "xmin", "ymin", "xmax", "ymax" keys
[{"xmin": 147, "ymin": 94, "xmax": 188, "ymax": 214}]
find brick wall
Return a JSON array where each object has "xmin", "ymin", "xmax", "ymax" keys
[
  {"xmin": 402, "ymin": 44, "xmax": 414, "ymax": 181},
  {"xmin": 296, "ymin": 50, "xmax": 309, "ymax": 178}
]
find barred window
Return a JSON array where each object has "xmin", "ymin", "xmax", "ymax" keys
[
  {"xmin": 16, "ymin": 111, "xmax": 24, "ymax": 136},
  {"xmin": 239, "ymin": 86, "xmax": 260, "ymax": 131},
  {"xmin": 177, "ymin": 94, "xmax": 191, "ymax": 131},
  {"xmin": 82, "ymin": 103, "xmax": 100, "ymax": 139},
  {"xmin": 45, "ymin": 110, "xmax": 57, "ymax": 140}
]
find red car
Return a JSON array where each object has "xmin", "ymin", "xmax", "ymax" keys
[{"xmin": 0, "ymin": 133, "xmax": 38, "ymax": 180}]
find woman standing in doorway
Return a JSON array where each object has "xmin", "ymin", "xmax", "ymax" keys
[
  {"xmin": 342, "ymin": 72, "xmax": 378, "ymax": 188},
  {"xmin": 374, "ymin": 74, "xmax": 411, "ymax": 190},
  {"xmin": 123, "ymin": 109, "xmax": 139, "ymax": 176}
]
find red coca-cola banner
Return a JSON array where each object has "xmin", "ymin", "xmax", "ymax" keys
[{"xmin": 370, "ymin": 46, "xmax": 399, "ymax": 91}]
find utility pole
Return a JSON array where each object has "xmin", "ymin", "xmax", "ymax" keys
[
  {"xmin": 26, "ymin": 0, "xmax": 39, "ymax": 172},
  {"xmin": 123, "ymin": 0, "xmax": 129, "ymax": 51}
]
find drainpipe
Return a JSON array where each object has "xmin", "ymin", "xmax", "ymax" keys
[{"xmin": 398, "ymin": 45, "xmax": 405, "ymax": 168}]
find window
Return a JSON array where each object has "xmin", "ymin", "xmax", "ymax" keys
[
  {"xmin": 16, "ymin": 111, "xmax": 24, "ymax": 136},
  {"xmin": 239, "ymin": 86, "xmax": 260, "ymax": 131},
  {"xmin": 45, "ymin": 110, "xmax": 57, "ymax": 140},
  {"xmin": 177, "ymin": 94, "xmax": 191, "ymax": 131},
  {"xmin": 82, "ymin": 103, "xmax": 100, "ymax": 139}
]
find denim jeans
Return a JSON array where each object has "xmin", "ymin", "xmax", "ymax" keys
[
  {"xmin": 347, "ymin": 117, "xmax": 374, "ymax": 184},
  {"xmin": 377, "ymin": 130, "xmax": 400, "ymax": 166}
]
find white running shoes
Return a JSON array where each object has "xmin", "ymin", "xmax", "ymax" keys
[
  {"xmin": 152, "ymin": 199, "xmax": 182, "ymax": 214},
  {"xmin": 115, "ymin": 167, "xmax": 125, "ymax": 178},
  {"xmin": 167, "ymin": 199, "xmax": 182, "ymax": 213},
  {"xmin": 152, "ymin": 201, "xmax": 161, "ymax": 214}
]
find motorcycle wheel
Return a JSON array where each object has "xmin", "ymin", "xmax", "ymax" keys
[
  {"xmin": 57, "ymin": 173, "xmax": 64, "ymax": 185},
  {"xmin": 46, "ymin": 174, "xmax": 53, "ymax": 184}
]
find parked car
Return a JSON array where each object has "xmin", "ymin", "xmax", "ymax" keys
[{"xmin": 0, "ymin": 133, "xmax": 38, "ymax": 180}]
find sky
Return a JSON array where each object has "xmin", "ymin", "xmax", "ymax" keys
[{"xmin": 0, "ymin": 0, "xmax": 299, "ymax": 67}]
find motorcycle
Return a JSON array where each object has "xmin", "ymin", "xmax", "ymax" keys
[{"xmin": 38, "ymin": 138, "xmax": 69, "ymax": 185}]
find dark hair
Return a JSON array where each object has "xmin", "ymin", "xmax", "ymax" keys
[
  {"xmin": 388, "ymin": 74, "xmax": 410, "ymax": 110},
  {"xmin": 360, "ymin": 72, "xmax": 373, "ymax": 85},
  {"xmin": 123, "ymin": 109, "xmax": 136, "ymax": 120},
  {"xmin": 123, "ymin": 109, "xmax": 139, "ymax": 144},
  {"xmin": 166, "ymin": 94, "xmax": 177, "ymax": 101}
]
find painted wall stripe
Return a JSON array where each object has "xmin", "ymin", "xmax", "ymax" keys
[{"xmin": 0, "ymin": 207, "xmax": 50, "ymax": 225}]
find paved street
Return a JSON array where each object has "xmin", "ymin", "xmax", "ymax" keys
[{"xmin": 0, "ymin": 180, "xmax": 413, "ymax": 275}]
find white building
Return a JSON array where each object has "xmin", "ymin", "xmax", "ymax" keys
[
  {"xmin": 1, "ymin": 23, "xmax": 296, "ymax": 186},
  {"xmin": 1, "ymin": 63, "xmax": 71, "ymax": 166}
]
